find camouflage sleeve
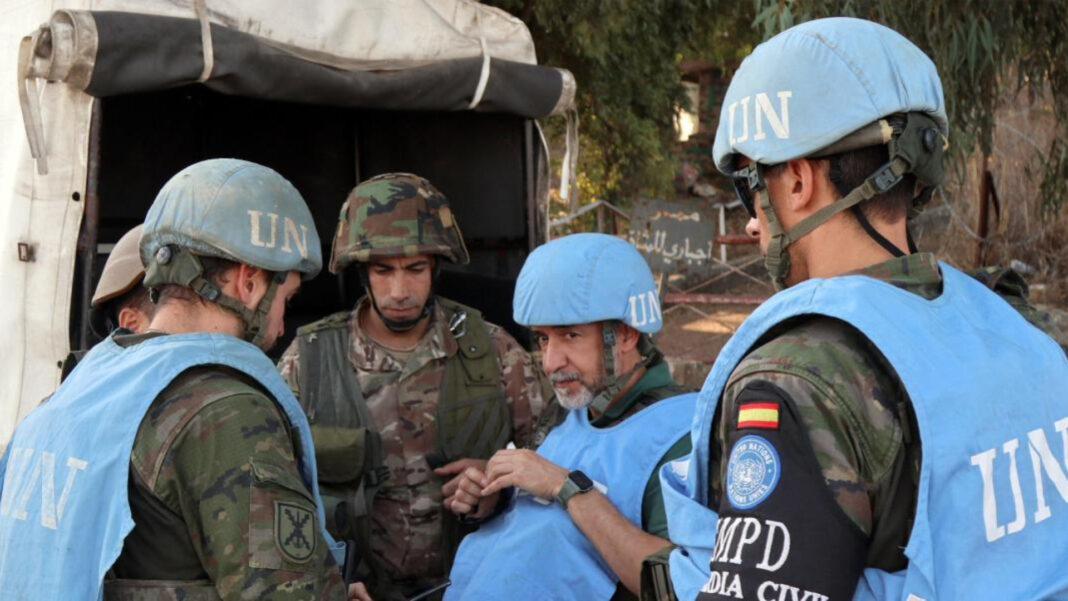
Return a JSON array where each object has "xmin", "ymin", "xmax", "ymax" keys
[
  {"xmin": 715, "ymin": 317, "xmax": 906, "ymax": 536},
  {"xmin": 140, "ymin": 376, "xmax": 344, "ymax": 600},
  {"xmin": 968, "ymin": 266, "xmax": 1068, "ymax": 354},
  {"xmin": 277, "ymin": 338, "xmax": 302, "ymax": 398},
  {"xmin": 702, "ymin": 379, "xmax": 868, "ymax": 600},
  {"xmin": 699, "ymin": 318, "xmax": 910, "ymax": 599},
  {"xmin": 486, "ymin": 324, "xmax": 548, "ymax": 449}
]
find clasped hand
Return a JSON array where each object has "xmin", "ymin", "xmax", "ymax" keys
[{"xmin": 435, "ymin": 449, "xmax": 569, "ymax": 517}]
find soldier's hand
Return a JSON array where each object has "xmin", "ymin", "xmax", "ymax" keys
[
  {"xmin": 435, "ymin": 458, "xmax": 495, "ymax": 518},
  {"xmin": 482, "ymin": 449, "xmax": 568, "ymax": 500},
  {"xmin": 348, "ymin": 582, "xmax": 373, "ymax": 601}
]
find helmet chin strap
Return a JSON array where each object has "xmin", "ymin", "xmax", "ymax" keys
[
  {"xmin": 144, "ymin": 245, "xmax": 285, "ymax": 348},
  {"xmin": 357, "ymin": 266, "xmax": 435, "ymax": 333},
  {"xmin": 225, "ymin": 273, "xmax": 286, "ymax": 348},
  {"xmin": 760, "ymin": 113, "xmax": 945, "ymax": 288},
  {"xmin": 587, "ymin": 325, "xmax": 648, "ymax": 415},
  {"xmin": 760, "ymin": 155, "xmax": 911, "ymax": 290}
]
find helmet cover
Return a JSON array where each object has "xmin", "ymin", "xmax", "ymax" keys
[
  {"xmin": 329, "ymin": 173, "xmax": 469, "ymax": 273},
  {"xmin": 514, "ymin": 233, "xmax": 661, "ymax": 334}
]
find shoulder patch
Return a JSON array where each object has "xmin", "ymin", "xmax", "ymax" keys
[
  {"xmin": 275, "ymin": 501, "xmax": 316, "ymax": 563},
  {"xmin": 737, "ymin": 401, "xmax": 779, "ymax": 429},
  {"xmin": 726, "ymin": 434, "xmax": 781, "ymax": 509}
]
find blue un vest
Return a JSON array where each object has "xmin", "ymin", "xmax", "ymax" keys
[
  {"xmin": 446, "ymin": 392, "xmax": 696, "ymax": 601},
  {"xmin": 662, "ymin": 264, "xmax": 1068, "ymax": 601},
  {"xmin": 0, "ymin": 333, "xmax": 344, "ymax": 601}
]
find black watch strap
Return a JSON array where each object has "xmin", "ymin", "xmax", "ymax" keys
[{"xmin": 555, "ymin": 470, "xmax": 594, "ymax": 508}]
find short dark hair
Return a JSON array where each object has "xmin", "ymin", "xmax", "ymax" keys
[
  {"xmin": 826, "ymin": 144, "xmax": 915, "ymax": 222},
  {"xmin": 115, "ymin": 286, "xmax": 156, "ymax": 320},
  {"xmin": 765, "ymin": 146, "xmax": 915, "ymax": 223},
  {"xmin": 152, "ymin": 256, "xmax": 240, "ymax": 307}
]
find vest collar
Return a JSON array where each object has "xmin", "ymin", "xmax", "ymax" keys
[{"xmin": 347, "ymin": 296, "xmax": 457, "ymax": 374}]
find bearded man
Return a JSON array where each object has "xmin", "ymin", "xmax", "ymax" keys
[{"xmin": 443, "ymin": 233, "xmax": 696, "ymax": 601}]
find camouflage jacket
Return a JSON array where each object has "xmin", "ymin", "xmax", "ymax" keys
[
  {"xmin": 277, "ymin": 297, "xmax": 547, "ymax": 586},
  {"xmin": 109, "ymin": 355, "xmax": 345, "ymax": 600},
  {"xmin": 709, "ymin": 253, "xmax": 1068, "ymax": 573}
]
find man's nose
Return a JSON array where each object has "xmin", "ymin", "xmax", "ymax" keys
[
  {"xmin": 541, "ymin": 341, "xmax": 566, "ymax": 374},
  {"xmin": 385, "ymin": 274, "xmax": 410, "ymax": 300},
  {"xmin": 745, "ymin": 217, "xmax": 761, "ymax": 239}
]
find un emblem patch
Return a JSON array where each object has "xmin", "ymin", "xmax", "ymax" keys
[
  {"xmin": 726, "ymin": 435, "xmax": 780, "ymax": 510},
  {"xmin": 275, "ymin": 501, "xmax": 316, "ymax": 563}
]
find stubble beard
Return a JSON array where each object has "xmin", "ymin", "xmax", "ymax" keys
[{"xmin": 550, "ymin": 370, "xmax": 604, "ymax": 411}]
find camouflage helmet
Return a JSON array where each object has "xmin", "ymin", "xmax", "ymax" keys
[{"xmin": 329, "ymin": 173, "xmax": 470, "ymax": 274}]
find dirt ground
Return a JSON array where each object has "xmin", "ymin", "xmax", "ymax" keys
[
  {"xmin": 659, "ymin": 303, "xmax": 752, "ymax": 361},
  {"xmin": 655, "ymin": 245, "xmax": 770, "ymax": 389},
  {"xmin": 653, "ymin": 238, "xmax": 1068, "ymax": 391},
  {"xmin": 658, "ymin": 302, "xmax": 753, "ymax": 390}
]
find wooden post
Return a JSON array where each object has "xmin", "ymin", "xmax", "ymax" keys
[{"xmin": 596, "ymin": 203, "xmax": 605, "ymax": 233}]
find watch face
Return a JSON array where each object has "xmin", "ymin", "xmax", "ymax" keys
[{"xmin": 569, "ymin": 470, "xmax": 594, "ymax": 491}]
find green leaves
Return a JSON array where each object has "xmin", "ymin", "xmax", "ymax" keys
[
  {"xmin": 488, "ymin": 0, "xmax": 727, "ymax": 203},
  {"xmin": 491, "ymin": 0, "xmax": 1067, "ymax": 212},
  {"xmin": 751, "ymin": 0, "xmax": 1068, "ymax": 210}
]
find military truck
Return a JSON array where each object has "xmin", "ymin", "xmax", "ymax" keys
[{"xmin": 0, "ymin": 0, "xmax": 575, "ymax": 447}]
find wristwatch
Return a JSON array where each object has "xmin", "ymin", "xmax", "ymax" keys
[{"xmin": 555, "ymin": 470, "xmax": 594, "ymax": 508}]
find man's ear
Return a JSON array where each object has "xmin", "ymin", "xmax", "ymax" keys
[
  {"xmin": 117, "ymin": 306, "xmax": 147, "ymax": 333},
  {"xmin": 232, "ymin": 263, "xmax": 267, "ymax": 307},
  {"xmin": 614, "ymin": 323, "xmax": 641, "ymax": 353},
  {"xmin": 781, "ymin": 158, "xmax": 824, "ymax": 213}
]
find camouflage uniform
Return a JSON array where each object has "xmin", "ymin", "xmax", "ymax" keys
[
  {"xmin": 967, "ymin": 265, "xmax": 1068, "ymax": 354},
  {"xmin": 278, "ymin": 297, "xmax": 546, "ymax": 595},
  {"xmin": 275, "ymin": 172, "xmax": 547, "ymax": 599},
  {"xmin": 706, "ymin": 253, "xmax": 1067, "ymax": 580},
  {"xmin": 108, "ymin": 335, "xmax": 345, "ymax": 601},
  {"xmin": 103, "ymin": 159, "xmax": 341, "ymax": 600}
]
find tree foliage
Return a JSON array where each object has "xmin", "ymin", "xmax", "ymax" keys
[
  {"xmin": 751, "ymin": 0, "xmax": 1068, "ymax": 210},
  {"xmin": 485, "ymin": 0, "xmax": 752, "ymax": 204},
  {"xmin": 490, "ymin": 0, "xmax": 1068, "ymax": 212}
]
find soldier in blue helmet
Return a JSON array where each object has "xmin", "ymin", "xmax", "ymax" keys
[
  {"xmin": 444, "ymin": 233, "xmax": 697, "ymax": 601},
  {"xmin": 648, "ymin": 17, "xmax": 1068, "ymax": 601},
  {"xmin": 0, "ymin": 159, "xmax": 350, "ymax": 600}
]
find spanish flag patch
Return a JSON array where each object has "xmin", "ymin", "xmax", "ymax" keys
[{"xmin": 737, "ymin": 402, "xmax": 779, "ymax": 430}]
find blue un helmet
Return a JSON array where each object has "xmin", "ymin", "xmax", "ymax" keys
[
  {"xmin": 514, "ymin": 233, "xmax": 661, "ymax": 412},
  {"xmin": 712, "ymin": 17, "xmax": 948, "ymax": 288},
  {"xmin": 141, "ymin": 158, "xmax": 322, "ymax": 347}
]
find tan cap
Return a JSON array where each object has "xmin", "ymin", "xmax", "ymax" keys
[{"xmin": 92, "ymin": 225, "xmax": 146, "ymax": 307}]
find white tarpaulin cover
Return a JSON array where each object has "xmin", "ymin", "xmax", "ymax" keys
[
  {"xmin": 99, "ymin": 0, "xmax": 539, "ymax": 69},
  {"xmin": 0, "ymin": 0, "xmax": 573, "ymax": 449}
]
